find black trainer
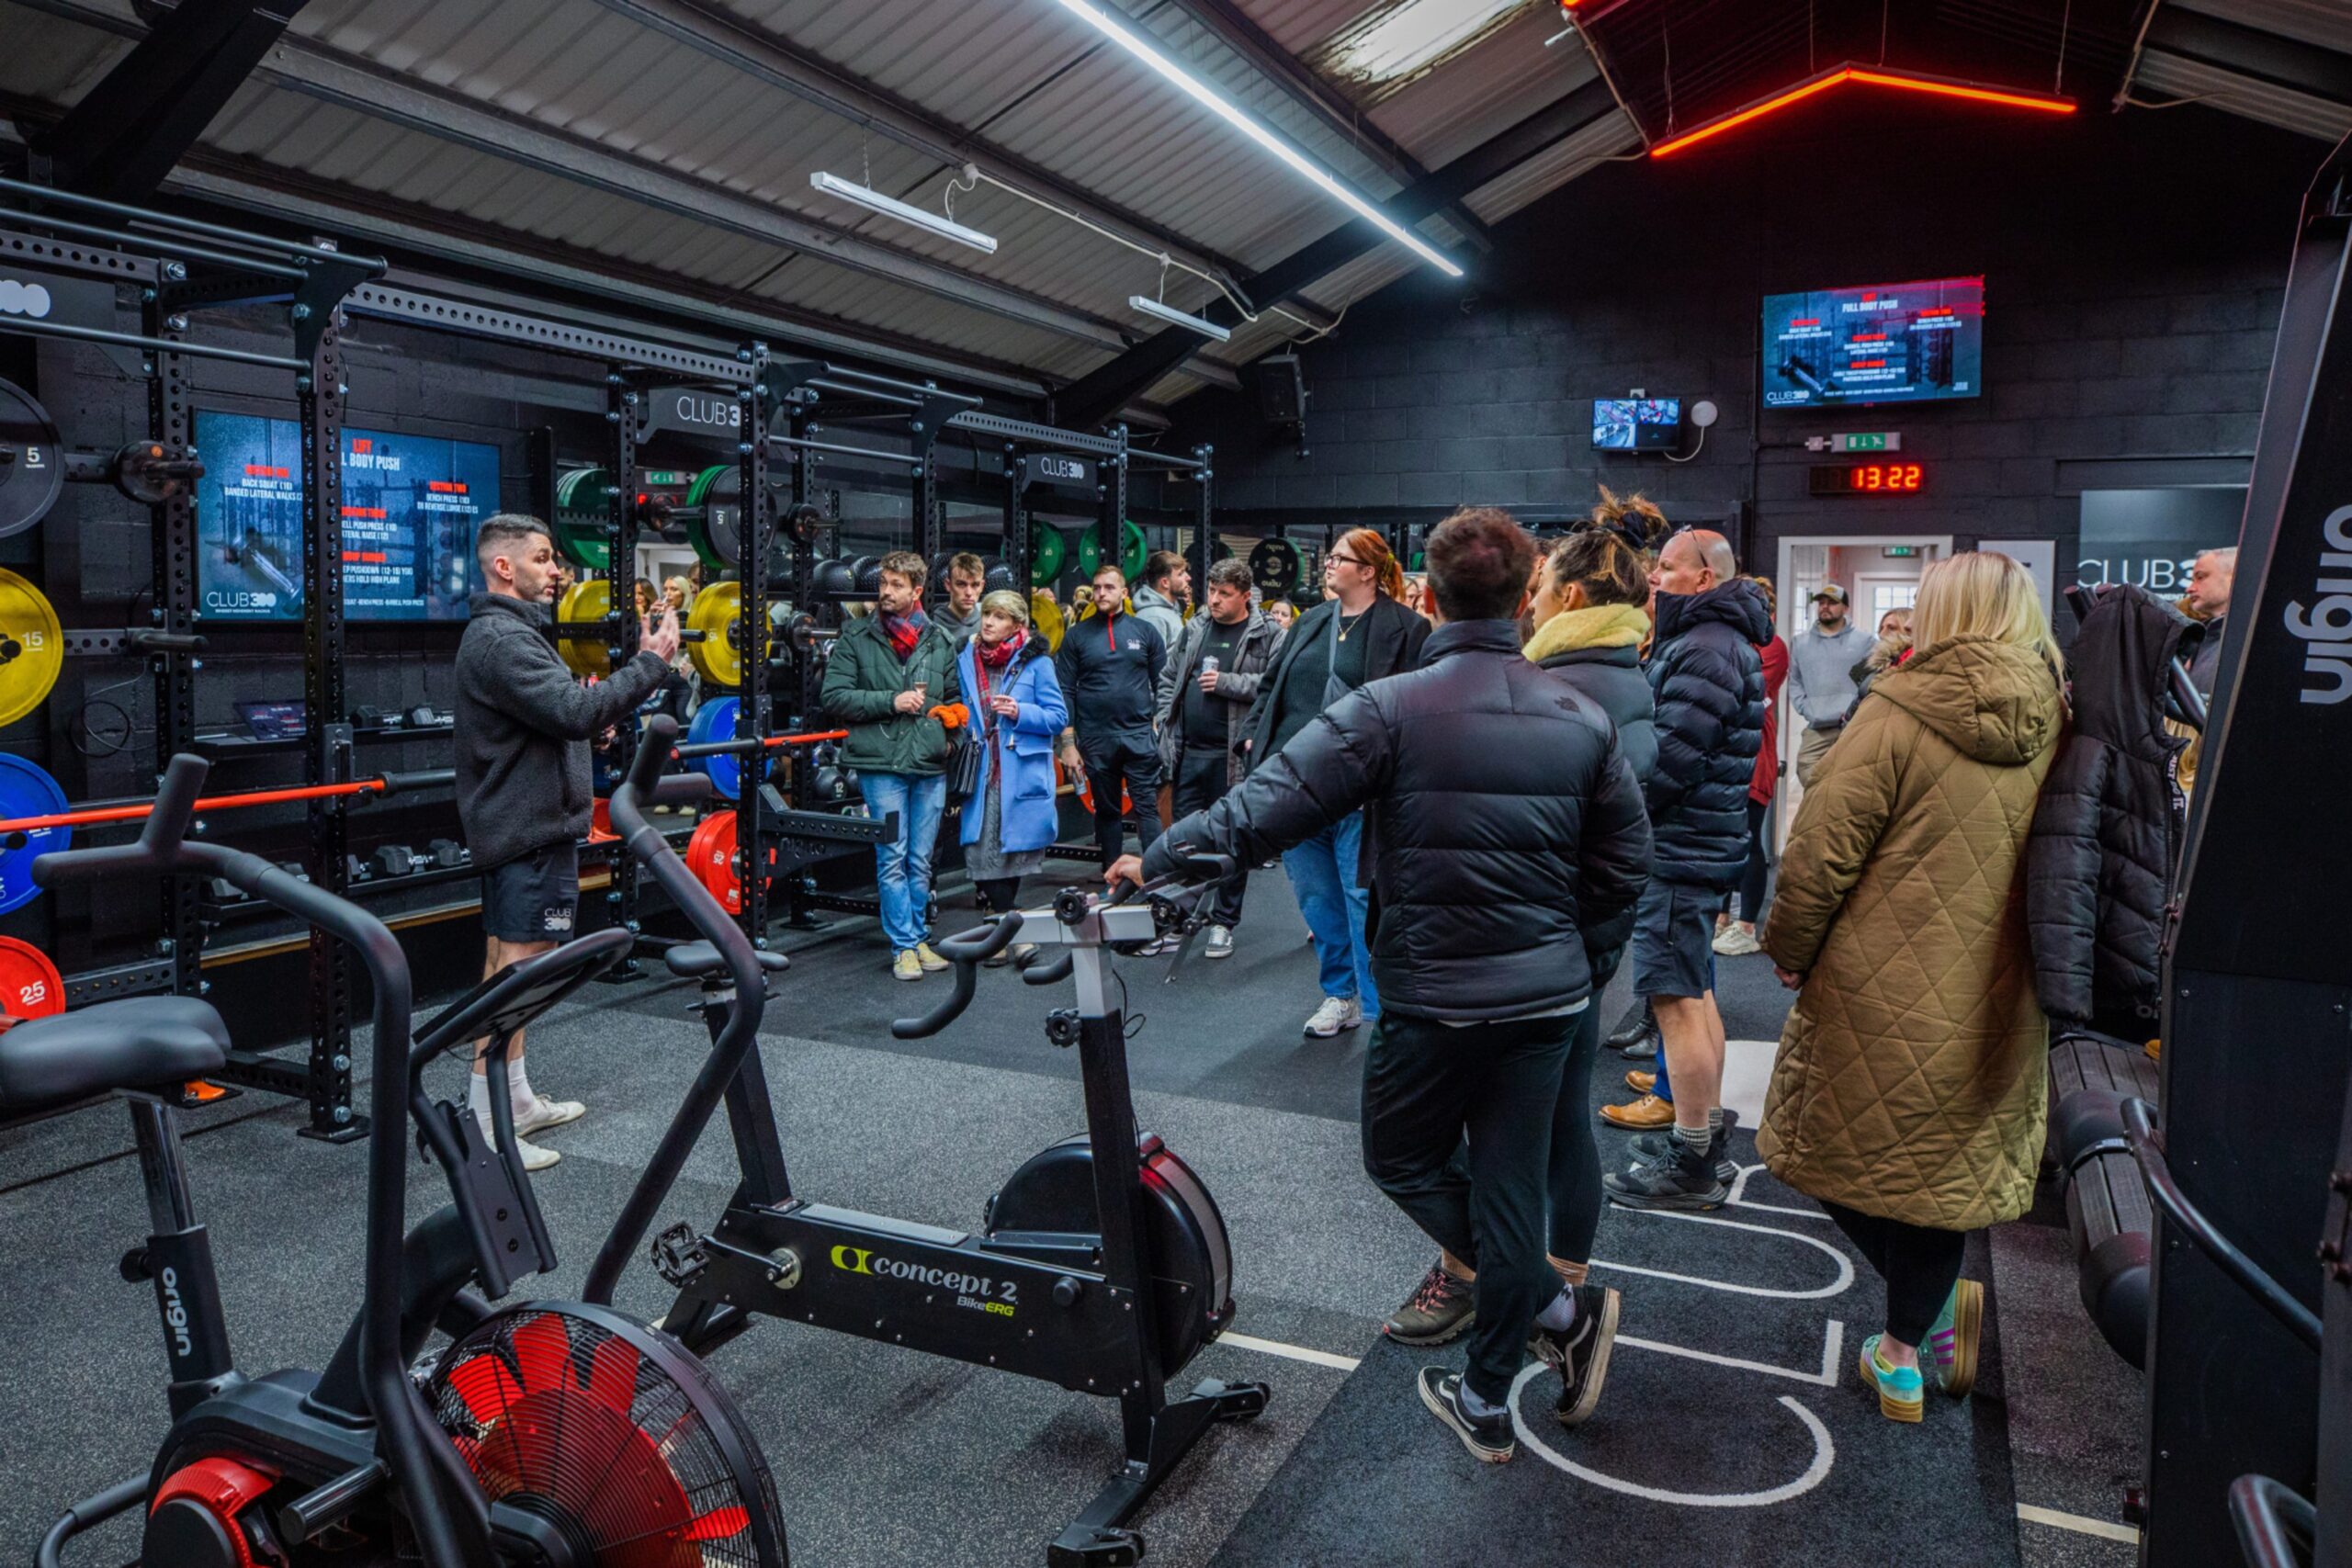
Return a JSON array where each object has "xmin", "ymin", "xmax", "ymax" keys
[
  {"xmin": 1417, "ymin": 1366, "xmax": 1516, "ymax": 1463},
  {"xmin": 1605, "ymin": 1131, "xmax": 1728, "ymax": 1210},
  {"xmin": 1526, "ymin": 1284, "xmax": 1622, "ymax": 1427},
  {"xmin": 1632, "ymin": 1108, "xmax": 1743, "ymax": 1184},
  {"xmin": 1605, "ymin": 997, "xmax": 1658, "ymax": 1058},
  {"xmin": 1385, "ymin": 1261, "xmax": 1476, "ymax": 1346}
]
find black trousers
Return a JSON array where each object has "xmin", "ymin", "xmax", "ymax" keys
[
  {"xmin": 1736, "ymin": 796, "xmax": 1772, "ymax": 924},
  {"xmin": 1548, "ymin": 998, "xmax": 1606, "ymax": 1266},
  {"xmin": 1082, "ymin": 735, "xmax": 1161, "ymax": 868},
  {"xmin": 975, "ymin": 876, "xmax": 1022, "ymax": 914},
  {"xmin": 1818, "ymin": 1200, "xmax": 1968, "ymax": 1347},
  {"xmin": 1362, "ymin": 1010, "xmax": 1573, "ymax": 1404},
  {"xmin": 1171, "ymin": 746, "xmax": 1247, "ymax": 926}
]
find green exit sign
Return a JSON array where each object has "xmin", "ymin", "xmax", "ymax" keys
[
  {"xmin": 1835, "ymin": 432, "xmax": 1901, "ymax": 453},
  {"xmin": 1883, "ymin": 545, "xmax": 1919, "ymax": 558}
]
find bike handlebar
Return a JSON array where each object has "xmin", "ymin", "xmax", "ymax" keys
[{"xmin": 890, "ymin": 913, "xmax": 1023, "ymax": 1039}]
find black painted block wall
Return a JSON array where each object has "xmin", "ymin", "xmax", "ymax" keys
[{"xmin": 1170, "ymin": 97, "xmax": 2315, "ymax": 583}]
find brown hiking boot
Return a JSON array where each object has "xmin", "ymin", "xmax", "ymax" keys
[{"xmin": 1385, "ymin": 1261, "xmax": 1476, "ymax": 1346}]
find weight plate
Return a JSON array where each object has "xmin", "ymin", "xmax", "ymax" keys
[
  {"xmin": 1075, "ymin": 529, "xmax": 1101, "ymax": 581},
  {"xmin": 693, "ymin": 809, "xmax": 775, "ymax": 919},
  {"xmin": 0, "ymin": 568, "xmax": 62, "ymax": 728},
  {"xmin": 553, "ymin": 468, "xmax": 613, "ymax": 569},
  {"xmin": 1120, "ymin": 519, "xmax": 1148, "ymax": 581},
  {"xmin": 687, "ymin": 695, "xmax": 758, "ymax": 801},
  {"xmin": 0, "ymin": 379, "xmax": 63, "ymax": 539},
  {"xmin": 687, "ymin": 581, "xmax": 742, "ymax": 689},
  {"xmin": 1030, "ymin": 590, "xmax": 1065, "ymax": 653},
  {"xmin": 556, "ymin": 578, "xmax": 610, "ymax": 677},
  {"xmin": 0, "ymin": 935, "xmax": 63, "ymax": 1021},
  {"xmin": 0, "ymin": 752, "xmax": 68, "ymax": 915},
  {"xmin": 1248, "ymin": 538, "xmax": 1303, "ymax": 598},
  {"xmin": 1028, "ymin": 523, "xmax": 1066, "ymax": 586},
  {"xmin": 684, "ymin": 464, "xmax": 737, "ymax": 570}
]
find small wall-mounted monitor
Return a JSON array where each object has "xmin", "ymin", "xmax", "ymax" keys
[
  {"xmin": 1762, "ymin": 276, "xmax": 1984, "ymax": 409},
  {"xmin": 1592, "ymin": 399, "xmax": 1682, "ymax": 451},
  {"xmin": 194, "ymin": 411, "xmax": 495, "ymax": 622}
]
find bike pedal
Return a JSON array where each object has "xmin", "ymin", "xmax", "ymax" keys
[{"xmin": 651, "ymin": 1223, "xmax": 711, "ymax": 1287}]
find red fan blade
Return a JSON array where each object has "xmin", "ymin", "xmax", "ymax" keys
[
  {"xmin": 586, "ymin": 1332, "xmax": 640, "ymax": 1416},
  {"xmin": 510, "ymin": 1310, "xmax": 578, "ymax": 1394},
  {"xmin": 446, "ymin": 1353, "xmax": 521, "ymax": 1425},
  {"xmin": 684, "ymin": 1506, "xmax": 751, "ymax": 1542}
]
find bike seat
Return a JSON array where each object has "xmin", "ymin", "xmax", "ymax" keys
[
  {"xmin": 0, "ymin": 996, "xmax": 231, "ymax": 1113},
  {"xmin": 663, "ymin": 942, "xmax": 789, "ymax": 980}
]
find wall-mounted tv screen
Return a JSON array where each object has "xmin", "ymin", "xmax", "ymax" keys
[
  {"xmin": 1592, "ymin": 398, "xmax": 1681, "ymax": 450},
  {"xmin": 194, "ymin": 412, "xmax": 496, "ymax": 622},
  {"xmin": 1762, "ymin": 276, "xmax": 1984, "ymax": 409}
]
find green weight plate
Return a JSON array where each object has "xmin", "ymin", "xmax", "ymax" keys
[
  {"xmin": 1076, "ymin": 527, "xmax": 1102, "ymax": 580},
  {"xmin": 684, "ymin": 463, "xmax": 736, "ymax": 570},
  {"xmin": 553, "ymin": 468, "xmax": 612, "ymax": 569},
  {"xmin": 1119, "ymin": 519, "xmax": 1148, "ymax": 581},
  {"xmin": 1029, "ymin": 522, "xmax": 1066, "ymax": 586}
]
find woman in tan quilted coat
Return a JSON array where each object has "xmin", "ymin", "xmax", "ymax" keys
[{"xmin": 1758, "ymin": 551, "xmax": 2065, "ymax": 1424}]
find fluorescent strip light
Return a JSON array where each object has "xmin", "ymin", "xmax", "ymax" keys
[
  {"xmin": 1046, "ymin": 0, "xmax": 1464, "ymax": 278},
  {"xmin": 808, "ymin": 171, "xmax": 999, "ymax": 254},
  {"xmin": 1129, "ymin": 294, "xmax": 1232, "ymax": 341}
]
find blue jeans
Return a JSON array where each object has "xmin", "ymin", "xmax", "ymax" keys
[
  {"xmin": 1283, "ymin": 810, "xmax": 1378, "ymax": 1019},
  {"xmin": 858, "ymin": 771, "xmax": 947, "ymax": 954}
]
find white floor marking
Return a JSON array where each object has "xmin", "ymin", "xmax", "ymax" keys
[
  {"xmin": 1511, "ymin": 1375, "xmax": 1838, "ymax": 1506},
  {"xmin": 1217, "ymin": 1331, "xmax": 1363, "ymax": 1371},
  {"xmin": 2017, "ymin": 1503, "xmax": 2141, "ymax": 1544},
  {"xmin": 1724, "ymin": 1162, "xmax": 1832, "ymax": 1220},
  {"xmin": 1595, "ymin": 1208, "xmax": 1857, "ymax": 1300},
  {"xmin": 1616, "ymin": 1317, "xmax": 1846, "ymax": 1389}
]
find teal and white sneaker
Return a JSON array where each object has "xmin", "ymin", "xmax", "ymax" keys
[
  {"xmin": 1858, "ymin": 1334, "xmax": 1925, "ymax": 1423},
  {"xmin": 1927, "ymin": 1280, "xmax": 1984, "ymax": 1397}
]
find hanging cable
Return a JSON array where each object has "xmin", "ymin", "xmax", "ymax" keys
[{"xmin": 2055, "ymin": 0, "xmax": 2073, "ymax": 95}]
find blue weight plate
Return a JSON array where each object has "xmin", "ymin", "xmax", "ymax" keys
[
  {"xmin": 0, "ymin": 752, "xmax": 69, "ymax": 914},
  {"xmin": 688, "ymin": 697, "xmax": 741, "ymax": 801}
]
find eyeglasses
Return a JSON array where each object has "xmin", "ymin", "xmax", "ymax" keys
[{"xmin": 1326, "ymin": 554, "xmax": 1369, "ymax": 569}]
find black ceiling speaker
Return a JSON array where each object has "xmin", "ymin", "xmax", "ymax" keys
[{"xmin": 1256, "ymin": 354, "xmax": 1306, "ymax": 426}]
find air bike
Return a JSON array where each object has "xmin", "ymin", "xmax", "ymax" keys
[
  {"xmin": 585, "ymin": 849, "xmax": 1271, "ymax": 1567},
  {"xmin": 29, "ymin": 724, "xmax": 788, "ymax": 1568}
]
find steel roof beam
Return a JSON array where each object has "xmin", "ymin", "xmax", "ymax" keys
[
  {"xmin": 14, "ymin": 0, "xmax": 1135, "ymax": 353},
  {"xmin": 1058, "ymin": 78, "xmax": 1620, "ymax": 427},
  {"xmin": 590, "ymin": 0, "xmax": 1252, "ymax": 288},
  {"xmin": 1162, "ymin": 0, "xmax": 1494, "ymax": 254},
  {"xmin": 2143, "ymin": 8, "xmax": 2352, "ymax": 107}
]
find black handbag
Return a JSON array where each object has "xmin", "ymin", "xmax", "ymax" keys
[{"xmin": 945, "ymin": 717, "xmax": 984, "ymax": 802}]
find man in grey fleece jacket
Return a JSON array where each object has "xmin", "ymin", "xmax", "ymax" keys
[{"xmin": 454, "ymin": 513, "xmax": 677, "ymax": 1168}]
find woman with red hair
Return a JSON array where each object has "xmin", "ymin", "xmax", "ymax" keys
[{"xmin": 1235, "ymin": 526, "xmax": 1430, "ymax": 1036}]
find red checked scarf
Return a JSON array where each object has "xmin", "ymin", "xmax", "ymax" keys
[
  {"xmin": 882, "ymin": 607, "xmax": 929, "ymax": 661},
  {"xmin": 973, "ymin": 629, "xmax": 1024, "ymax": 744}
]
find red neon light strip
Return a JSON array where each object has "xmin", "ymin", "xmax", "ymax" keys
[{"xmin": 1651, "ymin": 62, "xmax": 2074, "ymax": 158}]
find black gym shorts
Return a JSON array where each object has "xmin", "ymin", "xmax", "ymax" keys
[{"xmin": 481, "ymin": 840, "xmax": 580, "ymax": 942}]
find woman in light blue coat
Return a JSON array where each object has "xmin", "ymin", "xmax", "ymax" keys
[{"xmin": 953, "ymin": 590, "xmax": 1068, "ymax": 964}]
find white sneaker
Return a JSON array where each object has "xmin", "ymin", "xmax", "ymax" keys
[
  {"xmin": 1712, "ymin": 923, "xmax": 1762, "ymax": 956},
  {"xmin": 1304, "ymin": 996, "xmax": 1363, "ymax": 1037},
  {"xmin": 475, "ymin": 1115, "xmax": 562, "ymax": 1171},
  {"xmin": 1205, "ymin": 925, "xmax": 1235, "ymax": 959},
  {"xmin": 511, "ymin": 1095, "xmax": 585, "ymax": 1137}
]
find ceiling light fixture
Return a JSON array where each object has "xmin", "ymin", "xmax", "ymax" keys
[
  {"xmin": 1129, "ymin": 294, "xmax": 1231, "ymax": 342},
  {"xmin": 1045, "ymin": 0, "xmax": 1464, "ymax": 278},
  {"xmin": 808, "ymin": 171, "xmax": 999, "ymax": 254},
  {"xmin": 1649, "ymin": 62, "xmax": 2074, "ymax": 158}
]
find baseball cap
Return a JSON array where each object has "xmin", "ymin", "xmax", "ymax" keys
[{"xmin": 1810, "ymin": 583, "xmax": 1849, "ymax": 604}]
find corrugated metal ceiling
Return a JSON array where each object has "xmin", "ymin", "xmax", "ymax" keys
[{"xmin": 2, "ymin": 0, "xmax": 2346, "ymax": 414}]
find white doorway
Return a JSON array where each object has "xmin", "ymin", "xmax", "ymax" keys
[{"xmin": 1772, "ymin": 535, "xmax": 1952, "ymax": 844}]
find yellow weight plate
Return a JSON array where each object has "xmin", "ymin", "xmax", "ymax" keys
[
  {"xmin": 557, "ymin": 578, "xmax": 610, "ymax": 677},
  {"xmin": 0, "ymin": 570, "xmax": 62, "ymax": 726},
  {"xmin": 1030, "ymin": 590, "xmax": 1065, "ymax": 653},
  {"xmin": 684, "ymin": 581, "xmax": 776, "ymax": 690}
]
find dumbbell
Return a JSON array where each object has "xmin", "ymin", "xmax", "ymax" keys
[
  {"xmin": 371, "ymin": 844, "xmax": 416, "ymax": 878},
  {"xmin": 426, "ymin": 838, "xmax": 467, "ymax": 870}
]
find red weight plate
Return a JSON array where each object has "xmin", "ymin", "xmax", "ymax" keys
[
  {"xmin": 0, "ymin": 936, "xmax": 64, "ymax": 1022},
  {"xmin": 688, "ymin": 812, "xmax": 734, "ymax": 913}
]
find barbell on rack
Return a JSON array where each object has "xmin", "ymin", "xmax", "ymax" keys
[{"xmin": 0, "ymin": 377, "xmax": 206, "ymax": 537}]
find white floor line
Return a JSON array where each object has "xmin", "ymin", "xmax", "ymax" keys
[
  {"xmin": 1217, "ymin": 1331, "xmax": 1363, "ymax": 1371},
  {"xmin": 1616, "ymin": 1318, "xmax": 1845, "ymax": 1389},
  {"xmin": 1724, "ymin": 1161, "xmax": 1832, "ymax": 1220},
  {"xmin": 2016, "ymin": 1503, "xmax": 2141, "ymax": 1544},
  {"xmin": 1512, "ymin": 1376, "xmax": 1839, "ymax": 1507},
  {"xmin": 1595, "ymin": 1208, "xmax": 1857, "ymax": 1300}
]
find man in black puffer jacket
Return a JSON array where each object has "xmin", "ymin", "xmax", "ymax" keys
[
  {"xmin": 1604, "ymin": 529, "xmax": 1769, "ymax": 1211},
  {"xmin": 2026, "ymin": 584, "xmax": 2194, "ymax": 1039},
  {"xmin": 1125, "ymin": 509, "xmax": 1651, "ymax": 1466}
]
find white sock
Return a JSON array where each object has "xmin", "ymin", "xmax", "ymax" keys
[
  {"xmin": 468, "ymin": 1071, "xmax": 492, "ymax": 1128},
  {"xmin": 1536, "ymin": 1287, "xmax": 1578, "ymax": 1332},
  {"xmin": 508, "ymin": 1057, "xmax": 534, "ymax": 1111},
  {"xmin": 1460, "ymin": 1382, "xmax": 1507, "ymax": 1420}
]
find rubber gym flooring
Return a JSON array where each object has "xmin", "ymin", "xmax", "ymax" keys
[{"xmin": 0, "ymin": 874, "xmax": 2144, "ymax": 1567}]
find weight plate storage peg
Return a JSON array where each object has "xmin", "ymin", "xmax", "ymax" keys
[
  {"xmin": 0, "ymin": 379, "xmax": 63, "ymax": 538},
  {"xmin": 555, "ymin": 578, "xmax": 612, "ymax": 677},
  {"xmin": 0, "ymin": 935, "xmax": 64, "ymax": 1021},
  {"xmin": 0, "ymin": 752, "xmax": 70, "ymax": 915},
  {"xmin": 0, "ymin": 568, "xmax": 63, "ymax": 727}
]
